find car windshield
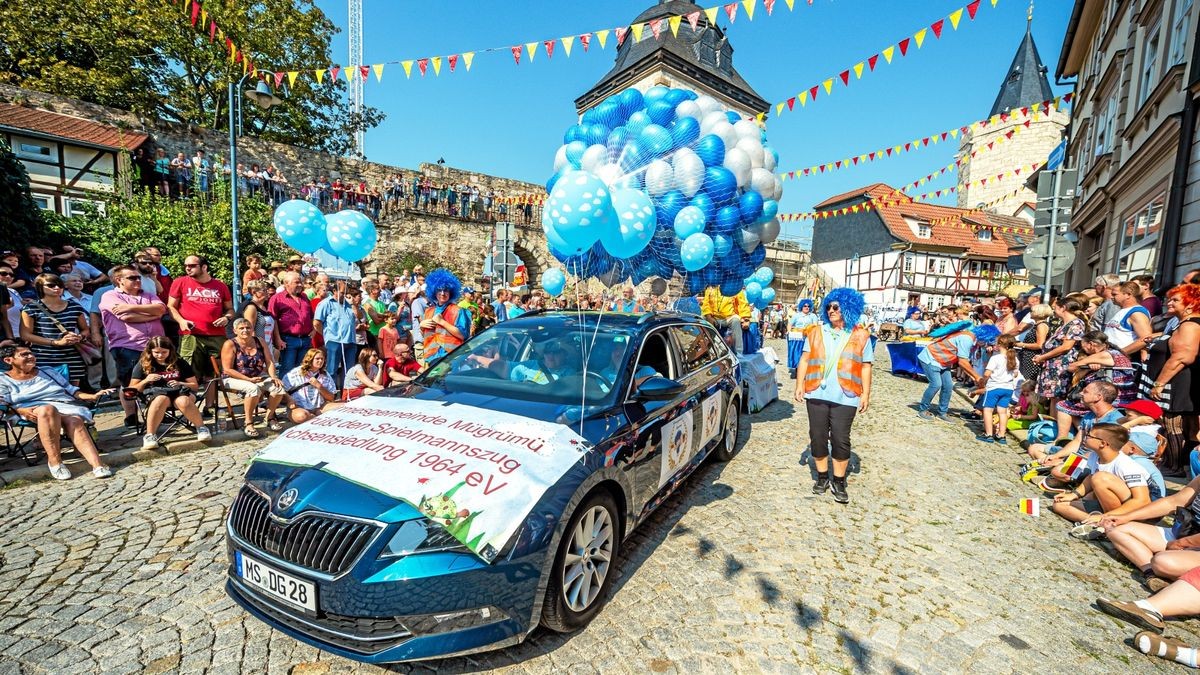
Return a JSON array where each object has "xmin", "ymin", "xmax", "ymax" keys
[{"xmin": 416, "ymin": 319, "xmax": 636, "ymax": 406}]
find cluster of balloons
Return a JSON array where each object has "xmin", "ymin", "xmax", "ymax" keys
[
  {"xmin": 743, "ymin": 266, "xmax": 777, "ymax": 310},
  {"xmin": 541, "ymin": 85, "xmax": 783, "ymax": 296},
  {"xmin": 272, "ymin": 200, "xmax": 378, "ymax": 263}
]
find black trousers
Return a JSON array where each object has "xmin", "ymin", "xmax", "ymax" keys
[{"xmin": 807, "ymin": 399, "xmax": 857, "ymax": 464}]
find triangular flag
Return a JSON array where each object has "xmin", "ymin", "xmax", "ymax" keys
[
  {"xmin": 511, "ymin": 46, "xmax": 522, "ymax": 65},
  {"xmin": 868, "ymin": 54, "xmax": 879, "ymax": 70},
  {"xmin": 967, "ymin": 0, "xmax": 981, "ymax": 19},
  {"xmin": 190, "ymin": 0, "xmax": 200, "ymax": 25},
  {"xmin": 209, "ymin": 21, "xmax": 217, "ymax": 42},
  {"xmin": 786, "ymin": 96, "xmax": 796, "ymax": 110},
  {"xmin": 616, "ymin": 26, "xmax": 628, "ymax": 46},
  {"xmin": 853, "ymin": 62, "xmax": 864, "ymax": 79},
  {"xmin": 785, "ymin": 0, "xmax": 795, "ymax": 9},
  {"xmin": 287, "ymin": 71, "xmax": 300, "ymax": 87},
  {"xmin": 359, "ymin": 65, "xmax": 369, "ymax": 81},
  {"xmin": 705, "ymin": 7, "xmax": 719, "ymax": 25},
  {"xmin": 597, "ymin": 29, "xmax": 610, "ymax": 49},
  {"xmin": 764, "ymin": 0, "xmax": 776, "ymax": 14},
  {"xmin": 372, "ymin": 64, "xmax": 384, "ymax": 81},
  {"xmin": 931, "ymin": 19, "xmax": 945, "ymax": 38},
  {"xmin": 776, "ymin": 102, "xmax": 785, "ymax": 116},
  {"xmin": 544, "ymin": 40, "xmax": 555, "ymax": 59},
  {"xmin": 991, "ymin": 0, "xmax": 998, "ymax": 6},
  {"xmin": 463, "ymin": 52, "xmax": 475, "ymax": 70},
  {"xmin": 809, "ymin": 85, "xmax": 819, "ymax": 101},
  {"xmin": 629, "ymin": 23, "xmax": 643, "ymax": 43},
  {"xmin": 315, "ymin": 68, "xmax": 325, "ymax": 84},
  {"xmin": 949, "ymin": 8, "xmax": 964, "ymax": 29},
  {"xmin": 402, "ymin": 60, "xmax": 414, "ymax": 78},
  {"xmin": 839, "ymin": 70, "xmax": 850, "ymax": 86},
  {"xmin": 273, "ymin": 72, "xmax": 284, "ymax": 88},
  {"xmin": 798, "ymin": 91, "xmax": 808, "ymax": 106},
  {"xmin": 345, "ymin": 66, "xmax": 354, "ymax": 83},
  {"xmin": 743, "ymin": 0, "xmax": 756, "ymax": 20},
  {"xmin": 914, "ymin": 29, "xmax": 927, "ymax": 49},
  {"xmin": 652, "ymin": 18, "xmax": 666, "ymax": 39},
  {"xmin": 525, "ymin": 42, "xmax": 538, "ymax": 61},
  {"xmin": 431, "ymin": 57, "xmax": 442, "ymax": 75},
  {"xmin": 417, "ymin": 58, "xmax": 429, "ymax": 76},
  {"xmin": 330, "ymin": 65, "xmax": 341, "ymax": 81},
  {"xmin": 724, "ymin": 3, "xmax": 738, "ymax": 23},
  {"xmin": 687, "ymin": 11, "xmax": 701, "ymax": 30},
  {"xmin": 561, "ymin": 36, "xmax": 575, "ymax": 57},
  {"xmin": 669, "ymin": 15, "xmax": 682, "ymax": 37},
  {"xmin": 579, "ymin": 34, "xmax": 591, "ymax": 52},
  {"xmin": 882, "ymin": 46, "xmax": 895, "ymax": 63},
  {"xmin": 898, "ymin": 38, "xmax": 911, "ymax": 56}
]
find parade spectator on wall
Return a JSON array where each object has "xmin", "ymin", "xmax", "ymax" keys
[
  {"xmin": 284, "ymin": 348, "xmax": 338, "ymax": 423},
  {"xmin": 1058, "ymin": 331, "xmax": 1137, "ymax": 432},
  {"xmin": 1091, "ymin": 274, "xmax": 1122, "ymax": 331},
  {"xmin": 220, "ymin": 318, "xmax": 286, "ymax": 438},
  {"xmin": 269, "ymin": 271, "xmax": 315, "ymax": 376},
  {"xmin": 167, "ymin": 255, "xmax": 234, "ymax": 408},
  {"xmin": 153, "ymin": 148, "xmax": 171, "ymax": 197},
  {"xmin": 420, "ymin": 269, "xmax": 470, "ymax": 364},
  {"xmin": 1050, "ymin": 423, "xmax": 1151, "ymax": 527},
  {"xmin": 129, "ymin": 336, "xmax": 210, "ymax": 448},
  {"xmin": 1142, "ymin": 284, "xmax": 1200, "ymax": 474},
  {"xmin": 1132, "ymin": 274, "xmax": 1163, "ymax": 317},
  {"xmin": 20, "ymin": 273, "xmax": 93, "ymax": 387},
  {"xmin": 98, "ymin": 265, "xmax": 166, "ymax": 427}
]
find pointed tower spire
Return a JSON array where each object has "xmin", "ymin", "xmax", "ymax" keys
[{"xmin": 988, "ymin": 18, "xmax": 1054, "ymax": 116}]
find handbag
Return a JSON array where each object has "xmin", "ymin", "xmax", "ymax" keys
[{"xmin": 35, "ymin": 301, "xmax": 102, "ymax": 366}]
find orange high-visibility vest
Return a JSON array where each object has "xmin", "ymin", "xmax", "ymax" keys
[
  {"xmin": 422, "ymin": 303, "xmax": 464, "ymax": 360},
  {"xmin": 802, "ymin": 324, "xmax": 871, "ymax": 396},
  {"xmin": 924, "ymin": 331, "xmax": 971, "ymax": 367}
]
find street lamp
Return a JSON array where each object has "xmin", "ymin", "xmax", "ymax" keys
[{"xmin": 228, "ymin": 76, "xmax": 282, "ymax": 299}]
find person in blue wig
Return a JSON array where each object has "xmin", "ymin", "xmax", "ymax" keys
[
  {"xmin": 419, "ymin": 269, "xmax": 471, "ymax": 364},
  {"xmin": 902, "ymin": 306, "xmax": 929, "ymax": 337},
  {"xmin": 916, "ymin": 317, "xmax": 986, "ymax": 421},
  {"xmin": 794, "ymin": 287, "xmax": 873, "ymax": 504},
  {"xmin": 787, "ymin": 299, "xmax": 819, "ymax": 378}
]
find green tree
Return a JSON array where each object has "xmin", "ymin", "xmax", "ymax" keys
[
  {"xmin": 0, "ymin": 0, "xmax": 383, "ymax": 158},
  {"xmin": 0, "ymin": 139, "xmax": 53, "ymax": 250}
]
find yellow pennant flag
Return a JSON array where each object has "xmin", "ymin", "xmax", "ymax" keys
[
  {"xmin": 950, "ymin": 129, "xmax": 958, "ymax": 138},
  {"xmin": 372, "ymin": 64, "xmax": 384, "ymax": 81},
  {"xmin": 669, "ymin": 15, "xmax": 682, "ymax": 36},
  {"xmin": 949, "ymin": 7, "xmax": 964, "ymax": 29},
  {"xmin": 201, "ymin": 9, "xmax": 207, "ymax": 25},
  {"xmin": 853, "ymin": 62, "xmax": 864, "ymax": 79},
  {"xmin": 914, "ymin": 28, "xmax": 927, "ymax": 48},
  {"xmin": 525, "ymin": 42, "xmax": 538, "ymax": 61},
  {"xmin": 345, "ymin": 66, "xmax": 355, "ymax": 82},
  {"xmin": 315, "ymin": 68, "xmax": 325, "ymax": 84},
  {"xmin": 798, "ymin": 90, "xmax": 808, "ymax": 106},
  {"xmin": 597, "ymin": 29, "xmax": 610, "ymax": 49},
  {"xmin": 756, "ymin": 112, "xmax": 766, "ymax": 123},
  {"xmin": 931, "ymin": 134, "xmax": 939, "ymax": 144},
  {"xmin": 882, "ymin": 46, "xmax": 895, "ymax": 63},
  {"xmin": 463, "ymin": 52, "xmax": 475, "ymax": 71},
  {"xmin": 287, "ymin": 71, "xmax": 300, "ymax": 87},
  {"xmin": 402, "ymin": 60, "xmax": 414, "ymax": 78},
  {"xmin": 183, "ymin": 0, "xmax": 190, "ymax": 15},
  {"xmin": 991, "ymin": 0, "xmax": 999, "ymax": 6},
  {"xmin": 743, "ymin": 0, "xmax": 756, "ymax": 20},
  {"xmin": 431, "ymin": 56, "xmax": 442, "ymax": 76},
  {"xmin": 893, "ymin": 145, "xmax": 903, "ymax": 154},
  {"xmin": 704, "ymin": 7, "xmax": 719, "ymax": 25},
  {"xmin": 822, "ymin": 78, "xmax": 834, "ymax": 95},
  {"xmin": 776, "ymin": 102, "xmax": 784, "ymax": 116},
  {"xmin": 561, "ymin": 35, "xmax": 575, "ymax": 57},
  {"xmin": 631, "ymin": 22, "xmax": 645, "ymax": 42},
  {"xmin": 991, "ymin": 114, "xmax": 1001, "ymax": 125},
  {"xmin": 785, "ymin": 0, "xmax": 795, "ymax": 8}
]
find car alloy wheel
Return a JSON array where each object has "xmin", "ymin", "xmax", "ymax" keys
[
  {"xmin": 541, "ymin": 490, "xmax": 619, "ymax": 632},
  {"xmin": 714, "ymin": 397, "xmax": 741, "ymax": 462}
]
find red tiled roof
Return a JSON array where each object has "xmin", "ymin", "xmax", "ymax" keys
[{"xmin": 0, "ymin": 103, "xmax": 149, "ymax": 151}]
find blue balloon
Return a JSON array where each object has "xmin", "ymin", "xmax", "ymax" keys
[
  {"xmin": 673, "ymin": 205, "xmax": 706, "ymax": 239},
  {"xmin": 594, "ymin": 101, "xmax": 622, "ymax": 129},
  {"xmin": 719, "ymin": 277, "xmax": 743, "ymax": 297},
  {"xmin": 274, "ymin": 200, "xmax": 329, "ymax": 254},
  {"xmin": 686, "ymin": 274, "xmax": 706, "ymax": 295},
  {"xmin": 581, "ymin": 108, "xmax": 599, "ymax": 125},
  {"xmin": 664, "ymin": 88, "xmax": 689, "ymax": 106},
  {"xmin": 626, "ymin": 111, "xmax": 652, "ymax": 136},
  {"xmin": 541, "ymin": 268, "xmax": 566, "ymax": 297},
  {"xmin": 749, "ymin": 244, "xmax": 766, "ymax": 267},
  {"xmin": 714, "ymin": 205, "xmax": 743, "ymax": 235},
  {"xmin": 681, "ymin": 233, "xmax": 714, "ymax": 272},
  {"xmin": 761, "ymin": 287, "xmax": 776, "ymax": 304},
  {"xmin": 754, "ymin": 266, "xmax": 775, "ymax": 286},
  {"xmin": 647, "ymin": 100, "xmax": 676, "ymax": 126},
  {"xmin": 738, "ymin": 191, "xmax": 764, "ymax": 224},
  {"xmin": 543, "ymin": 170, "xmax": 616, "ymax": 253},
  {"xmin": 690, "ymin": 192, "xmax": 716, "ymax": 224},
  {"xmin": 713, "ymin": 233, "xmax": 733, "ymax": 257},
  {"xmin": 546, "ymin": 168, "xmax": 568, "ymax": 194},
  {"xmin": 618, "ymin": 139, "xmax": 647, "ymax": 173},
  {"xmin": 644, "ymin": 85, "xmax": 670, "ymax": 104},
  {"xmin": 601, "ymin": 188, "xmax": 655, "ymax": 258},
  {"xmin": 606, "ymin": 126, "xmax": 633, "ymax": 162},
  {"xmin": 701, "ymin": 265, "xmax": 721, "ymax": 289},
  {"xmin": 325, "ymin": 210, "xmax": 377, "ymax": 262},
  {"xmin": 725, "ymin": 111, "xmax": 741, "ymax": 124},
  {"xmin": 639, "ymin": 123, "xmax": 673, "ymax": 156},
  {"xmin": 619, "ymin": 88, "xmax": 644, "ymax": 117},
  {"xmin": 703, "ymin": 166, "xmax": 738, "ymax": 206},
  {"xmin": 744, "ymin": 281, "xmax": 762, "ymax": 304},
  {"xmin": 584, "ymin": 123, "xmax": 610, "ymax": 146},
  {"xmin": 761, "ymin": 199, "xmax": 779, "ymax": 221},
  {"xmin": 695, "ymin": 134, "xmax": 725, "ymax": 167},
  {"xmin": 655, "ymin": 190, "xmax": 688, "ymax": 229},
  {"xmin": 565, "ymin": 141, "xmax": 588, "ymax": 168},
  {"xmin": 669, "ymin": 116, "xmax": 701, "ymax": 148},
  {"xmin": 564, "ymin": 124, "xmax": 586, "ymax": 144}
]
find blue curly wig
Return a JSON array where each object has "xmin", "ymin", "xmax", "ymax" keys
[
  {"xmin": 425, "ymin": 268, "xmax": 461, "ymax": 304},
  {"xmin": 970, "ymin": 324, "xmax": 1002, "ymax": 345},
  {"xmin": 797, "ymin": 298, "xmax": 814, "ymax": 312},
  {"xmin": 906, "ymin": 306, "xmax": 923, "ymax": 320},
  {"xmin": 819, "ymin": 287, "xmax": 864, "ymax": 327}
]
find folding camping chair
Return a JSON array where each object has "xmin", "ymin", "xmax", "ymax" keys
[
  {"xmin": 2, "ymin": 364, "xmax": 107, "ymax": 467},
  {"xmin": 208, "ymin": 355, "xmax": 241, "ymax": 432},
  {"xmin": 121, "ymin": 386, "xmax": 198, "ymax": 441}
]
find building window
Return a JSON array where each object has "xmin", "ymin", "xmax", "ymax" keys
[
  {"xmin": 927, "ymin": 258, "xmax": 937, "ymax": 273},
  {"xmin": 977, "ymin": 229, "xmax": 992, "ymax": 241},
  {"xmin": 1139, "ymin": 21, "xmax": 1162, "ymax": 106},
  {"xmin": 937, "ymin": 259, "xmax": 947, "ymax": 275},
  {"xmin": 64, "ymin": 198, "xmax": 106, "ymax": 218},
  {"xmin": 30, "ymin": 195, "xmax": 52, "ymax": 211},
  {"xmin": 16, "ymin": 142, "xmax": 52, "ymax": 160},
  {"xmin": 1170, "ymin": 0, "xmax": 1193, "ymax": 65},
  {"xmin": 969, "ymin": 261, "xmax": 980, "ymax": 276},
  {"xmin": 917, "ymin": 224, "xmax": 931, "ymax": 238},
  {"xmin": 903, "ymin": 253, "xmax": 913, "ymax": 272},
  {"xmin": 1118, "ymin": 193, "xmax": 1165, "ymax": 275},
  {"xmin": 1094, "ymin": 93, "xmax": 1117, "ymax": 156}
]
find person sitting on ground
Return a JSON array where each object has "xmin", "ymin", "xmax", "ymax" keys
[
  {"xmin": 384, "ymin": 342, "xmax": 422, "ymax": 385},
  {"xmin": 220, "ymin": 318, "xmax": 286, "ymax": 438},
  {"xmin": 343, "ymin": 347, "xmax": 385, "ymax": 400},
  {"xmin": 1009, "ymin": 380, "xmax": 1046, "ymax": 429},
  {"xmin": 0, "ymin": 345, "xmax": 114, "ymax": 479},
  {"xmin": 1095, "ymin": 569, "xmax": 1200, "ymax": 668},
  {"xmin": 1050, "ymin": 423, "xmax": 1151, "ymax": 530},
  {"xmin": 284, "ymin": 348, "xmax": 338, "ymax": 423},
  {"xmin": 128, "ymin": 336, "xmax": 210, "ymax": 449},
  {"xmin": 1028, "ymin": 381, "xmax": 1124, "ymax": 468}
]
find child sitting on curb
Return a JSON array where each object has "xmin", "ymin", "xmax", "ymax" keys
[{"xmin": 1051, "ymin": 423, "xmax": 1152, "ymax": 536}]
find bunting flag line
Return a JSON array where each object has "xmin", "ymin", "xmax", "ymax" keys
[
  {"xmin": 928, "ymin": 183, "xmax": 1029, "ymax": 228},
  {"xmin": 756, "ymin": 0, "xmax": 999, "ymax": 124},
  {"xmin": 779, "ymin": 92, "xmax": 1073, "ymax": 180},
  {"xmin": 1019, "ymin": 498, "xmax": 1041, "ymax": 517}
]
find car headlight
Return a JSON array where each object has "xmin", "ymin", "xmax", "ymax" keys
[{"xmin": 379, "ymin": 519, "xmax": 470, "ymax": 558}]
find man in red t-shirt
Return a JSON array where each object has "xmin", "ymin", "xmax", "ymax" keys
[
  {"xmin": 384, "ymin": 342, "xmax": 422, "ymax": 385},
  {"xmin": 167, "ymin": 255, "xmax": 233, "ymax": 404}
]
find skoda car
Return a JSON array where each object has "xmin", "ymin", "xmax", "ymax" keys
[{"xmin": 225, "ymin": 311, "xmax": 741, "ymax": 662}]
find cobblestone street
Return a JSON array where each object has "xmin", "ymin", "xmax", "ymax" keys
[{"xmin": 1, "ymin": 340, "xmax": 1195, "ymax": 674}]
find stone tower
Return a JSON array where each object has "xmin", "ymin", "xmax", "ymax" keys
[
  {"xmin": 575, "ymin": 0, "xmax": 768, "ymax": 118},
  {"xmin": 957, "ymin": 13, "xmax": 1067, "ymax": 216}
]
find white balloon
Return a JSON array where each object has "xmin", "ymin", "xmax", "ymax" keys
[
  {"xmin": 595, "ymin": 162, "xmax": 623, "ymax": 187},
  {"xmin": 676, "ymin": 100, "xmax": 702, "ymax": 121},
  {"xmin": 644, "ymin": 159, "xmax": 675, "ymax": 196},
  {"xmin": 673, "ymin": 147, "xmax": 705, "ymax": 198},
  {"xmin": 759, "ymin": 218, "xmax": 780, "ymax": 245},
  {"xmin": 739, "ymin": 228, "xmax": 760, "ymax": 254},
  {"xmin": 700, "ymin": 110, "xmax": 727, "ymax": 136},
  {"xmin": 772, "ymin": 176, "xmax": 784, "ymax": 201},
  {"xmin": 711, "ymin": 121, "xmax": 738, "ymax": 150},
  {"xmin": 723, "ymin": 147, "xmax": 752, "ymax": 188},
  {"xmin": 580, "ymin": 144, "xmax": 608, "ymax": 173},
  {"xmin": 733, "ymin": 120, "xmax": 760, "ymax": 141},
  {"xmin": 750, "ymin": 167, "xmax": 775, "ymax": 196},
  {"xmin": 763, "ymin": 146, "xmax": 777, "ymax": 172},
  {"xmin": 736, "ymin": 137, "xmax": 765, "ymax": 169},
  {"xmin": 696, "ymin": 95, "xmax": 723, "ymax": 116},
  {"xmin": 553, "ymin": 145, "xmax": 569, "ymax": 172}
]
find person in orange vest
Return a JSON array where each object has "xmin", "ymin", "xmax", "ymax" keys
[
  {"xmin": 793, "ymin": 287, "xmax": 873, "ymax": 504},
  {"xmin": 916, "ymin": 318, "xmax": 984, "ymax": 421},
  {"xmin": 419, "ymin": 269, "xmax": 471, "ymax": 364}
]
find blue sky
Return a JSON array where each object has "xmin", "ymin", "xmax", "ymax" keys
[{"xmin": 313, "ymin": 0, "xmax": 1073, "ymax": 244}]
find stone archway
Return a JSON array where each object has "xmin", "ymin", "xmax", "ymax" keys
[{"xmin": 511, "ymin": 224, "xmax": 552, "ymax": 287}]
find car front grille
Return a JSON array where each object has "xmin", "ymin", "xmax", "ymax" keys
[{"xmin": 228, "ymin": 486, "xmax": 380, "ymax": 576}]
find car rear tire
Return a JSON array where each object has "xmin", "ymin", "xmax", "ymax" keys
[
  {"xmin": 713, "ymin": 397, "xmax": 741, "ymax": 462},
  {"xmin": 540, "ymin": 490, "xmax": 619, "ymax": 633}
]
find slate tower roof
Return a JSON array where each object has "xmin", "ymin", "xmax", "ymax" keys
[
  {"xmin": 575, "ymin": 0, "xmax": 768, "ymax": 114},
  {"xmin": 989, "ymin": 24, "xmax": 1055, "ymax": 116}
]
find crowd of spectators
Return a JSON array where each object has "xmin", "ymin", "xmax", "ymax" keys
[{"xmin": 128, "ymin": 146, "xmax": 544, "ymax": 224}]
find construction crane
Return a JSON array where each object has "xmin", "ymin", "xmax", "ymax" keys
[{"xmin": 348, "ymin": 0, "xmax": 364, "ymax": 156}]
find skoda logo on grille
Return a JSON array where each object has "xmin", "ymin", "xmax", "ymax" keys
[{"xmin": 276, "ymin": 488, "xmax": 299, "ymax": 511}]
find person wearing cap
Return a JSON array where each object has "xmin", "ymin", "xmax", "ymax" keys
[{"xmin": 458, "ymin": 286, "xmax": 481, "ymax": 337}]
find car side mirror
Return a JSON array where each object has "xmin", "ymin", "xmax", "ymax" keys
[{"xmin": 635, "ymin": 376, "xmax": 685, "ymax": 401}]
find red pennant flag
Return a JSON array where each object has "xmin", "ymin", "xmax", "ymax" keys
[
  {"xmin": 1000, "ymin": 112, "xmax": 1009, "ymax": 122},
  {"xmin": 1005, "ymin": 130, "xmax": 1015, "ymax": 139},
  {"xmin": 274, "ymin": 72, "xmax": 284, "ymax": 87},
  {"xmin": 417, "ymin": 59, "xmax": 428, "ymax": 76},
  {"xmin": 330, "ymin": 65, "xmax": 340, "ymax": 80},
  {"xmin": 960, "ymin": 126, "xmax": 970, "ymax": 135},
  {"xmin": 225, "ymin": 37, "xmax": 233, "ymax": 54},
  {"xmin": 511, "ymin": 45, "xmax": 522, "ymax": 64},
  {"xmin": 448, "ymin": 54, "xmax": 459, "ymax": 71},
  {"xmin": 868, "ymin": 54, "xmax": 879, "ymax": 71},
  {"xmin": 764, "ymin": 0, "xmax": 776, "ymax": 14},
  {"xmin": 1024, "ymin": 120, "xmax": 1032, "ymax": 128},
  {"xmin": 835, "ymin": 160, "xmax": 842, "ymax": 168},
  {"xmin": 787, "ymin": 172, "xmax": 795, "ymax": 179},
  {"xmin": 360, "ymin": 65, "xmax": 369, "ymax": 81},
  {"xmin": 931, "ymin": 19, "xmax": 944, "ymax": 38},
  {"xmin": 544, "ymin": 39, "xmax": 555, "ymax": 58},
  {"xmin": 615, "ymin": 26, "xmax": 628, "ymax": 46},
  {"xmin": 936, "ymin": 190, "xmax": 942, "ymax": 197},
  {"xmin": 209, "ymin": 21, "xmax": 217, "ymax": 42},
  {"xmin": 819, "ymin": 165, "xmax": 826, "ymax": 173},
  {"xmin": 1020, "ymin": 106, "xmax": 1029, "ymax": 116},
  {"xmin": 885, "ymin": 148, "xmax": 893, "ymax": 156},
  {"xmin": 809, "ymin": 85, "xmax": 819, "ymax": 101},
  {"xmin": 190, "ymin": 1, "xmax": 200, "ymax": 25},
  {"xmin": 852, "ymin": 157, "xmax": 859, "ymax": 165},
  {"xmin": 898, "ymin": 38, "xmax": 910, "ymax": 56},
  {"xmin": 725, "ymin": 2, "xmax": 738, "ymax": 22},
  {"xmin": 940, "ymin": 132, "xmax": 948, "ymax": 141},
  {"xmin": 1015, "ymin": 168, "xmax": 1022, "ymax": 175},
  {"xmin": 686, "ymin": 11, "xmax": 701, "ymax": 30},
  {"xmin": 987, "ymin": 142, "xmax": 994, "ymax": 150},
  {"xmin": 904, "ymin": 142, "xmax": 911, "ymax": 151},
  {"xmin": 967, "ymin": 0, "xmax": 981, "ymax": 19},
  {"xmin": 651, "ymin": 18, "xmax": 665, "ymax": 39},
  {"xmin": 1064, "ymin": 92, "xmax": 1074, "ymax": 103},
  {"xmin": 839, "ymin": 70, "xmax": 850, "ymax": 86},
  {"xmin": 868, "ymin": 151, "xmax": 876, "ymax": 160},
  {"xmin": 580, "ymin": 33, "xmax": 591, "ymax": 51},
  {"xmin": 922, "ymin": 138, "xmax": 929, "ymax": 147},
  {"xmin": 786, "ymin": 97, "xmax": 796, "ymax": 110},
  {"xmin": 803, "ymin": 168, "xmax": 811, "ymax": 175}
]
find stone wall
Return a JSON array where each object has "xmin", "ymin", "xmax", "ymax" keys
[{"xmin": 956, "ymin": 109, "xmax": 1067, "ymax": 216}]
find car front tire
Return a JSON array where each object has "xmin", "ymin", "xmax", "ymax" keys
[
  {"xmin": 540, "ymin": 490, "xmax": 619, "ymax": 633},
  {"xmin": 713, "ymin": 397, "xmax": 741, "ymax": 462}
]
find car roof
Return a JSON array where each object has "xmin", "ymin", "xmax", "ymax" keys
[{"xmin": 500, "ymin": 310, "xmax": 706, "ymax": 335}]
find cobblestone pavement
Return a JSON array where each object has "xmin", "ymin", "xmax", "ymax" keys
[{"xmin": 1, "ymin": 339, "xmax": 1196, "ymax": 674}]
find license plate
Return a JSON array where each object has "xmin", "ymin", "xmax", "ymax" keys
[{"xmin": 235, "ymin": 551, "xmax": 317, "ymax": 612}]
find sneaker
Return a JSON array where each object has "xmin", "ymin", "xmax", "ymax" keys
[
  {"xmin": 91, "ymin": 465, "xmax": 113, "ymax": 479},
  {"xmin": 1069, "ymin": 523, "xmax": 1105, "ymax": 540},
  {"xmin": 975, "ymin": 434, "xmax": 994, "ymax": 443},
  {"xmin": 141, "ymin": 433, "xmax": 159, "ymax": 450},
  {"xmin": 196, "ymin": 425, "xmax": 212, "ymax": 442},
  {"xmin": 123, "ymin": 414, "xmax": 139, "ymax": 429},
  {"xmin": 917, "ymin": 410, "xmax": 935, "ymax": 420},
  {"xmin": 1096, "ymin": 598, "xmax": 1165, "ymax": 633},
  {"xmin": 830, "ymin": 477, "xmax": 849, "ymax": 504},
  {"xmin": 995, "ymin": 436, "xmax": 1008, "ymax": 445},
  {"xmin": 812, "ymin": 475, "xmax": 830, "ymax": 494},
  {"xmin": 48, "ymin": 463, "xmax": 72, "ymax": 481}
]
